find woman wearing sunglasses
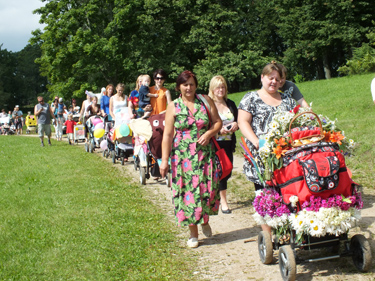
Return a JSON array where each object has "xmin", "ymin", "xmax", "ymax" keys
[{"xmin": 149, "ymin": 69, "xmax": 172, "ymax": 115}]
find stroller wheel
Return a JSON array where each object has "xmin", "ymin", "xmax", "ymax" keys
[
  {"xmin": 89, "ymin": 143, "xmax": 95, "ymax": 153},
  {"xmin": 351, "ymin": 234, "xmax": 372, "ymax": 272},
  {"xmin": 121, "ymin": 157, "xmax": 125, "ymax": 166},
  {"xmin": 140, "ymin": 167, "xmax": 146, "ymax": 185},
  {"xmin": 111, "ymin": 150, "xmax": 116, "ymax": 164},
  {"xmin": 84, "ymin": 142, "xmax": 89, "ymax": 152},
  {"xmin": 258, "ymin": 231, "xmax": 273, "ymax": 264},
  {"xmin": 278, "ymin": 245, "xmax": 296, "ymax": 281}
]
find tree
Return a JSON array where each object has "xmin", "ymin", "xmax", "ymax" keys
[{"xmin": 272, "ymin": 0, "xmax": 375, "ymax": 80}]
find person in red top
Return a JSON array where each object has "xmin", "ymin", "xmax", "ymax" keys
[{"xmin": 64, "ymin": 113, "xmax": 77, "ymax": 145}]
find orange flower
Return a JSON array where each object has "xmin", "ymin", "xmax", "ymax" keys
[
  {"xmin": 329, "ymin": 131, "xmax": 344, "ymax": 145},
  {"xmin": 324, "ymin": 131, "xmax": 331, "ymax": 142},
  {"xmin": 272, "ymin": 145, "xmax": 288, "ymax": 159},
  {"xmin": 274, "ymin": 137, "xmax": 288, "ymax": 147}
]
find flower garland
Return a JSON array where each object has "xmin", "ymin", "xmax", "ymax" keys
[
  {"xmin": 253, "ymin": 188, "xmax": 363, "ymax": 238},
  {"xmin": 257, "ymin": 106, "xmax": 356, "ymax": 176}
]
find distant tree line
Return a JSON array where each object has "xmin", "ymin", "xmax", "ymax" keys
[
  {"xmin": 3, "ymin": 0, "xmax": 375, "ymax": 104},
  {"xmin": 0, "ymin": 44, "xmax": 48, "ymax": 109}
]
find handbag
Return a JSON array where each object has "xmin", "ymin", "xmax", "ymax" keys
[{"xmin": 197, "ymin": 94, "xmax": 233, "ymax": 180}]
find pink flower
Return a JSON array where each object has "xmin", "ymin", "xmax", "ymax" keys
[
  {"xmin": 194, "ymin": 207, "xmax": 202, "ymax": 221},
  {"xmin": 203, "ymin": 163, "xmax": 209, "ymax": 176},
  {"xmin": 192, "ymin": 175, "xmax": 199, "ymax": 188},
  {"xmin": 183, "ymin": 191, "xmax": 195, "ymax": 205},
  {"xmin": 176, "ymin": 210, "xmax": 186, "ymax": 223},
  {"xmin": 182, "ymin": 131, "xmax": 191, "ymax": 140},
  {"xmin": 199, "ymin": 182, "xmax": 208, "ymax": 195},
  {"xmin": 187, "ymin": 116, "xmax": 195, "ymax": 125},
  {"xmin": 207, "ymin": 180, "xmax": 212, "ymax": 193},
  {"xmin": 176, "ymin": 177, "xmax": 183, "ymax": 189},
  {"xmin": 189, "ymin": 143, "xmax": 196, "ymax": 156},
  {"xmin": 182, "ymin": 159, "xmax": 192, "ymax": 172},
  {"xmin": 198, "ymin": 150, "xmax": 204, "ymax": 162},
  {"xmin": 174, "ymin": 133, "xmax": 182, "ymax": 147}
]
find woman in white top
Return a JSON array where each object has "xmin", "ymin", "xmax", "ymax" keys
[
  {"xmin": 109, "ymin": 83, "xmax": 129, "ymax": 127},
  {"xmin": 79, "ymin": 93, "xmax": 92, "ymax": 142},
  {"xmin": 208, "ymin": 75, "xmax": 238, "ymax": 214}
]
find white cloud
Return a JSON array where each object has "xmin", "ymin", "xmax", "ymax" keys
[{"xmin": 0, "ymin": 0, "xmax": 46, "ymax": 52}]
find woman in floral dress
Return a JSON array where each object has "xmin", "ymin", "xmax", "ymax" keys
[{"xmin": 160, "ymin": 70, "xmax": 222, "ymax": 248}]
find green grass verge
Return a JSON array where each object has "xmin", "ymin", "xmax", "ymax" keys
[{"xmin": 0, "ymin": 136, "xmax": 194, "ymax": 280}]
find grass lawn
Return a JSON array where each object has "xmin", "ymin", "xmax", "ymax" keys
[{"xmin": 0, "ymin": 136, "xmax": 194, "ymax": 280}]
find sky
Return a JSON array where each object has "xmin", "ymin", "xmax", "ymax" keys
[{"xmin": 0, "ymin": 0, "xmax": 46, "ymax": 52}]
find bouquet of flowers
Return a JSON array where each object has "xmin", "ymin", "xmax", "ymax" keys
[
  {"xmin": 258, "ymin": 106, "xmax": 356, "ymax": 176},
  {"xmin": 253, "ymin": 188, "xmax": 363, "ymax": 240}
]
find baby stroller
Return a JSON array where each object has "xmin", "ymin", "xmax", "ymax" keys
[
  {"xmin": 110, "ymin": 132, "xmax": 133, "ymax": 165},
  {"xmin": 101, "ymin": 119, "xmax": 115, "ymax": 158},
  {"xmin": 0, "ymin": 116, "xmax": 11, "ymax": 135},
  {"xmin": 106, "ymin": 109, "xmax": 134, "ymax": 165},
  {"xmin": 84, "ymin": 115, "xmax": 105, "ymax": 153},
  {"xmin": 249, "ymin": 112, "xmax": 371, "ymax": 281},
  {"xmin": 25, "ymin": 113, "xmax": 37, "ymax": 134},
  {"xmin": 131, "ymin": 113, "xmax": 171, "ymax": 186}
]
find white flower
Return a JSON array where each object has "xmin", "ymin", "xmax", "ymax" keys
[
  {"xmin": 270, "ymin": 121, "xmax": 279, "ymax": 130},
  {"xmin": 289, "ymin": 196, "xmax": 299, "ymax": 207}
]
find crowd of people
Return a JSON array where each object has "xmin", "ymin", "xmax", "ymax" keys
[
  {"xmin": 28, "ymin": 64, "xmax": 307, "ymax": 248},
  {"xmin": 0, "ymin": 105, "xmax": 24, "ymax": 135}
]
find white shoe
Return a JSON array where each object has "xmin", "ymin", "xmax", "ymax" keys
[
  {"xmin": 187, "ymin": 237, "xmax": 199, "ymax": 248},
  {"xmin": 202, "ymin": 224, "xmax": 212, "ymax": 237}
]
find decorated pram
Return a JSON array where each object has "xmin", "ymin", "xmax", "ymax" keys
[
  {"xmin": 131, "ymin": 112, "xmax": 171, "ymax": 186},
  {"xmin": 100, "ymin": 108, "xmax": 133, "ymax": 165},
  {"xmin": 243, "ymin": 109, "xmax": 371, "ymax": 281}
]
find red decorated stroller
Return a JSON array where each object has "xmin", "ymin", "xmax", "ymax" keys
[{"xmin": 249, "ymin": 111, "xmax": 371, "ymax": 281}]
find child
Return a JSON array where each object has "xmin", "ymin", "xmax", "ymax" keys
[
  {"xmin": 68, "ymin": 105, "xmax": 76, "ymax": 115},
  {"xmin": 56, "ymin": 98, "xmax": 66, "ymax": 141},
  {"xmin": 138, "ymin": 75, "xmax": 157, "ymax": 118},
  {"xmin": 64, "ymin": 113, "xmax": 77, "ymax": 145}
]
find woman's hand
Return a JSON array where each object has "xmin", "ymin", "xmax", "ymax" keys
[
  {"xmin": 159, "ymin": 160, "xmax": 169, "ymax": 178},
  {"xmin": 197, "ymin": 133, "xmax": 211, "ymax": 146}
]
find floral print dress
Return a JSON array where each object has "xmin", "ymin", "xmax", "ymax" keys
[{"xmin": 171, "ymin": 95, "xmax": 220, "ymax": 226}]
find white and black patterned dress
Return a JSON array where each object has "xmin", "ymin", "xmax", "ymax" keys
[{"xmin": 238, "ymin": 91, "xmax": 296, "ymax": 185}]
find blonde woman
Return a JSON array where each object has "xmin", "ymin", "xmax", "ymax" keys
[
  {"xmin": 109, "ymin": 83, "xmax": 129, "ymax": 127},
  {"xmin": 208, "ymin": 75, "xmax": 238, "ymax": 214},
  {"xmin": 128, "ymin": 75, "xmax": 143, "ymax": 118}
]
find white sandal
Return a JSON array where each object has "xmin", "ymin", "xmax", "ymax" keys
[{"xmin": 187, "ymin": 237, "xmax": 199, "ymax": 248}]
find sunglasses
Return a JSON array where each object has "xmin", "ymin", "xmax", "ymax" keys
[{"xmin": 155, "ymin": 77, "xmax": 164, "ymax": 80}]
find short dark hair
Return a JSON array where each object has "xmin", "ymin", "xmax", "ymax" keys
[
  {"xmin": 175, "ymin": 70, "xmax": 198, "ymax": 92},
  {"xmin": 153, "ymin": 69, "xmax": 168, "ymax": 80}
]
